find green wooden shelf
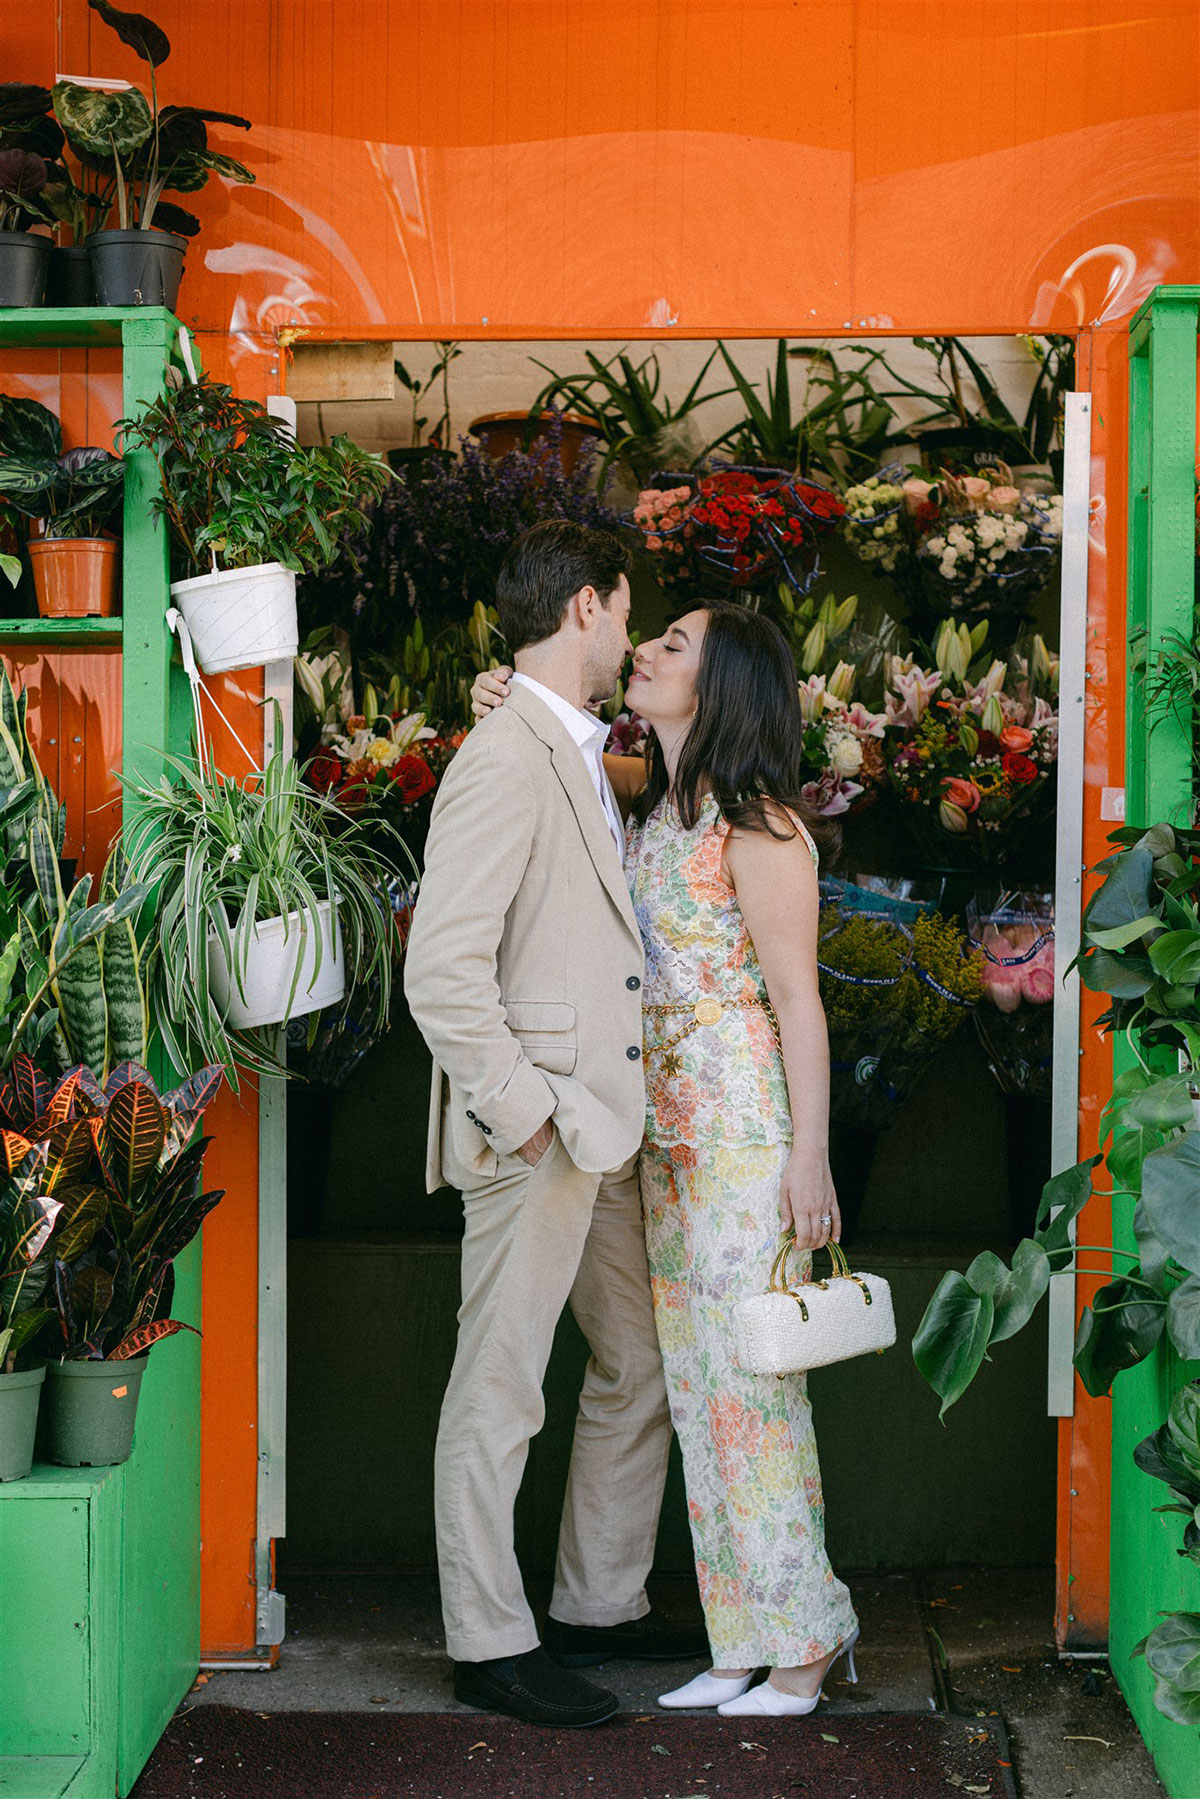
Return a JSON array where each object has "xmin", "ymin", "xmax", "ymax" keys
[
  {"xmin": 0, "ymin": 306, "xmax": 185, "ymax": 351},
  {"xmin": 0, "ymin": 618, "xmax": 122, "ymax": 646}
]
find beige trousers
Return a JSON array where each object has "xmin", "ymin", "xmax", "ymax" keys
[{"xmin": 435, "ymin": 1131, "xmax": 673, "ymax": 1663}]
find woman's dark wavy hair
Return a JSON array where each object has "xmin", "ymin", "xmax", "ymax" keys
[{"xmin": 635, "ymin": 601, "xmax": 839, "ymax": 862}]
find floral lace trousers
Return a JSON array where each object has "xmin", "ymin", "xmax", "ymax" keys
[{"xmin": 641, "ymin": 1138, "xmax": 858, "ymax": 1668}]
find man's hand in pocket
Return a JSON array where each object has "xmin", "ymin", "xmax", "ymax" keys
[{"xmin": 516, "ymin": 1118, "xmax": 554, "ymax": 1166}]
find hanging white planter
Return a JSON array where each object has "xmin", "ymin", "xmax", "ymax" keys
[
  {"xmin": 169, "ymin": 561, "xmax": 299, "ymax": 675},
  {"xmin": 207, "ymin": 899, "xmax": 346, "ymax": 1030}
]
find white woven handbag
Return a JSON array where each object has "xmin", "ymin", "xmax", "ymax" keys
[{"xmin": 733, "ymin": 1233, "xmax": 896, "ymax": 1376}]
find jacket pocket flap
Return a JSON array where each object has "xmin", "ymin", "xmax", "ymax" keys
[{"xmin": 505, "ymin": 1000, "xmax": 576, "ymax": 1034}]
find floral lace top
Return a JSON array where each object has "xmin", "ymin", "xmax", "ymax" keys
[{"xmin": 625, "ymin": 793, "xmax": 819, "ymax": 1149}]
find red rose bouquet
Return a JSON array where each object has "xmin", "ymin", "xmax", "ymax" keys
[{"xmin": 630, "ymin": 467, "xmax": 845, "ymax": 600}]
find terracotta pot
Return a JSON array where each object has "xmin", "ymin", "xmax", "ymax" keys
[
  {"xmin": 468, "ymin": 410, "xmax": 602, "ymax": 475},
  {"xmin": 27, "ymin": 537, "xmax": 119, "ymax": 618}
]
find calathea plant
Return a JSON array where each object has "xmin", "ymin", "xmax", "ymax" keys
[
  {"xmin": 51, "ymin": 0, "xmax": 254, "ymax": 238},
  {"xmin": 0, "ymin": 1056, "xmax": 225, "ymax": 1362},
  {"xmin": 0, "ymin": 394, "xmax": 123, "ymax": 539}
]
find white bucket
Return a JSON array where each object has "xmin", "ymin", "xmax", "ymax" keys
[
  {"xmin": 169, "ymin": 561, "xmax": 298, "ymax": 675},
  {"xmin": 207, "ymin": 899, "xmax": 346, "ymax": 1029}
]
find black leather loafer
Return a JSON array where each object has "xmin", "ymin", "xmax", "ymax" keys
[
  {"xmin": 543, "ymin": 1611, "xmax": 710, "ymax": 1668},
  {"xmin": 452, "ymin": 1645, "xmax": 619, "ymax": 1727}
]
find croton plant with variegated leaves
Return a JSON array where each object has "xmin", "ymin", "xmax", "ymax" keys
[{"xmin": 0, "ymin": 1056, "xmax": 224, "ymax": 1369}]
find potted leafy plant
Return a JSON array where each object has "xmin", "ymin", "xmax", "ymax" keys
[
  {"xmin": 0, "ymin": 1057, "xmax": 225, "ymax": 1467},
  {"xmin": 121, "ymin": 730, "xmax": 414, "ymax": 1089},
  {"xmin": 527, "ymin": 347, "xmax": 728, "ymax": 494},
  {"xmin": 0, "ymin": 1125, "xmax": 62, "ymax": 1480},
  {"xmin": 50, "ymin": 0, "xmax": 255, "ymax": 309},
  {"xmin": 0, "ymin": 82, "xmax": 100, "ymax": 304},
  {"xmin": 0, "ymin": 395, "xmax": 122, "ymax": 616},
  {"xmin": 120, "ymin": 371, "xmax": 389, "ymax": 672},
  {"xmin": 0, "ymin": 142, "xmax": 52, "ymax": 308}
]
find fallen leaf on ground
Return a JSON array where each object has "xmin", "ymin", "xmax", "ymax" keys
[
  {"xmin": 651, "ymin": 1743, "xmax": 670, "ymax": 1755},
  {"xmin": 820, "ymin": 1732, "xmax": 839, "ymax": 1743},
  {"xmin": 1063, "ymin": 1735, "xmax": 1113, "ymax": 1749},
  {"xmin": 368, "ymin": 1696, "xmax": 389, "ymax": 1704},
  {"xmin": 468, "ymin": 1741, "xmax": 488, "ymax": 1751},
  {"xmin": 1001, "ymin": 1665, "xmax": 1022, "ymax": 1672}
]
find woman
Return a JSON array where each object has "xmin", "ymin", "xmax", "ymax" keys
[{"xmin": 471, "ymin": 602, "xmax": 858, "ymax": 1717}]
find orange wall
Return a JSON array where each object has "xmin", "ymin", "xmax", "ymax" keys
[{"xmin": 5, "ymin": 0, "xmax": 1197, "ymax": 1656}]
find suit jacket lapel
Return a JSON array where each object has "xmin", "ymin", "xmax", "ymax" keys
[{"xmin": 507, "ymin": 683, "xmax": 640, "ymax": 940}]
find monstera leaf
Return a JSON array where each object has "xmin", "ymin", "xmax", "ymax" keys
[
  {"xmin": 87, "ymin": 0, "xmax": 171, "ymax": 66},
  {"xmin": 53, "ymin": 80, "xmax": 152, "ymax": 164}
]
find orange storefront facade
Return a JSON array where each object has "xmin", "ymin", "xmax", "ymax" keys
[{"xmin": 3, "ymin": 0, "xmax": 1198, "ymax": 1676}]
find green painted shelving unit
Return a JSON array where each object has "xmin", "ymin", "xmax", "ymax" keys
[
  {"xmin": 0, "ymin": 307, "xmax": 199, "ymax": 1798},
  {"xmin": 1112, "ymin": 286, "xmax": 1200, "ymax": 1799}
]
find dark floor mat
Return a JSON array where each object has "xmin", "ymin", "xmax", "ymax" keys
[{"xmin": 132, "ymin": 1704, "xmax": 1014, "ymax": 1797}]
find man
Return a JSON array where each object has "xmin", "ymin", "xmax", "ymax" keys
[{"xmin": 404, "ymin": 521, "xmax": 703, "ymax": 1728}]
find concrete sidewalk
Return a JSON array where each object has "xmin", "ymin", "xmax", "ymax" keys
[{"xmin": 186, "ymin": 1566, "xmax": 1164, "ymax": 1797}]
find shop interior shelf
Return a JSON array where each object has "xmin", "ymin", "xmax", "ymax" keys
[
  {"xmin": 0, "ymin": 305, "xmax": 184, "ymax": 350},
  {"xmin": 0, "ymin": 617, "xmax": 123, "ymax": 645}
]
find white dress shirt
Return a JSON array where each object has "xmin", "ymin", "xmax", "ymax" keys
[{"xmin": 511, "ymin": 672, "xmax": 625, "ymax": 861}]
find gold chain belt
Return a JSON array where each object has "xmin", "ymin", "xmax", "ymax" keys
[{"xmin": 644, "ymin": 994, "xmax": 781, "ymax": 1067}]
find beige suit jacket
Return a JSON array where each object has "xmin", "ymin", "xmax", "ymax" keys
[{"xmin": 404, "ymin": 681, "xmax": 646, "ymax": 1192}]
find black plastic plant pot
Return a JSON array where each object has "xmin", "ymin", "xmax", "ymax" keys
[
  {"xmin": 0, "ymin": 231, "xmax": 50, "ymax": 308},
  {"xmin": 44, "ymin": 1355, "xmax": 148, "ymax": 1466},
  {"xmin": 0, "ymin": 1365, "xmax": 46, "ymax": 1482},
  {"xmin": 46, "ymin": 244, "xmax": 95, "ymax": 307},
  {"xmin": 87, "ymin": 228, "xmax": 186, "ymax": 309}
]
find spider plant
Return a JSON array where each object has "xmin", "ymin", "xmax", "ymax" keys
[
  {"xmin": 120, "ymin": 722, "xmax": 417, "ymax": 1088},
  {"xmin": 529, "ymin": 347, "xmax": 731, "ymax": 488}
]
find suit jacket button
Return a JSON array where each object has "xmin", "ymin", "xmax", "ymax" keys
[
  {"xmin": 626, "ymin": 975, "xmax": 641, "ymax": 990},
  {"xmin": 466, "ymin": 1110, "xmax": 476, "ymax": 1121},
  {"xmin": 626, "ymin": 1045, "xmax": 641, "ymax": 1060},
  {"xmin": 481, "ymin": 1124, "xmax": 492, "ymax": 1135}
]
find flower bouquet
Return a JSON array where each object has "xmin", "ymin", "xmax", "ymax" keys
[
  {"xmin": 630, "ymin": 466, "xmax": 845, "ymax": 601},
  {"xmin": 967, "ymin": 890, "xmax": 1055, "ymax": 1101},
  {"xmin": 292, "ymin": 682, "xmax": 461, "ymax": 1085},
  {"xmin": 841, "ymin": 461, "xmax": 1062, "ymax": 618},
  {"xmin": 883, "ymin": 623, "xmax": 1059, "ymax": 869},
  {"xmin": 817, "ymin": 906, "xmax": 982, "ymax": 1129},
  {"xmin": 797, "ymin": 662, "xmax": 888, "ymax": 817}
]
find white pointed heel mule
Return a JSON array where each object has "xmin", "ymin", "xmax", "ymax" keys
[
  {"xmin": 658, "ymin": 1669, "xmax": 755, "ymax": 1709},
  {"xmin": 716, "ymin": 1629, "xmax": 860, "ymax": 1718}
]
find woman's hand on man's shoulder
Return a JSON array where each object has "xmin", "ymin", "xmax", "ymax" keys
[{"xmin": 471, "ymin": 664, "xmax": 514, "ymax": 721}]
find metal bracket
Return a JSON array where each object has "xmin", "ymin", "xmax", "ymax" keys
[{"xmin": 256, "ymin": 1586, "xmax": 287, "ymax": 1648}]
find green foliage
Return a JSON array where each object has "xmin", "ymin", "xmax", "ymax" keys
[
  {"xmin": 120, "ymin": 728, "xmax": 416, "ymax": 1088},
  {"xmin": 51, "ymin": 1, "xmax": 254, "ymax": 236},
  {"xmin": 913, "ymin": 824, "xmax": 1200, "ymax": 1417},
  {"xmin": 530, "ymin": 346, "xmax": 731, "ymax": 488},
  {"xmin": 0, "ymin": 444, "xmax": 123, "ymax": 540},
  {"xmin": 120, "ymin": 373, "xmax": 391, "ymax": 581},
  {"xmin": 0, "ymin": 1123, "xmax": 63, "ymax": 1373},
  {"xmin": 0, "ymin": 1055, "xmax": 224, "ymax": 1362},
  {"xmin": 1133, "ymin": 1384, "xmax": 1200, "ymax": 1723}
]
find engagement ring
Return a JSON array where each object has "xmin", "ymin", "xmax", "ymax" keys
[{"xmin": 820, "ymin": 1214, "xmax": 832, "ymax": 1226}]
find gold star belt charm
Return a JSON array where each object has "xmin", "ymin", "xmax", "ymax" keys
[{"xmin": 663, "ymin": 1050, "xmax": 684, "ymax": 1079}]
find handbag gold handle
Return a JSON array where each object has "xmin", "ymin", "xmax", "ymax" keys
[{"xmin": 769, "ymin": 1230, "xmax": 873, "ymax": 1307}]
